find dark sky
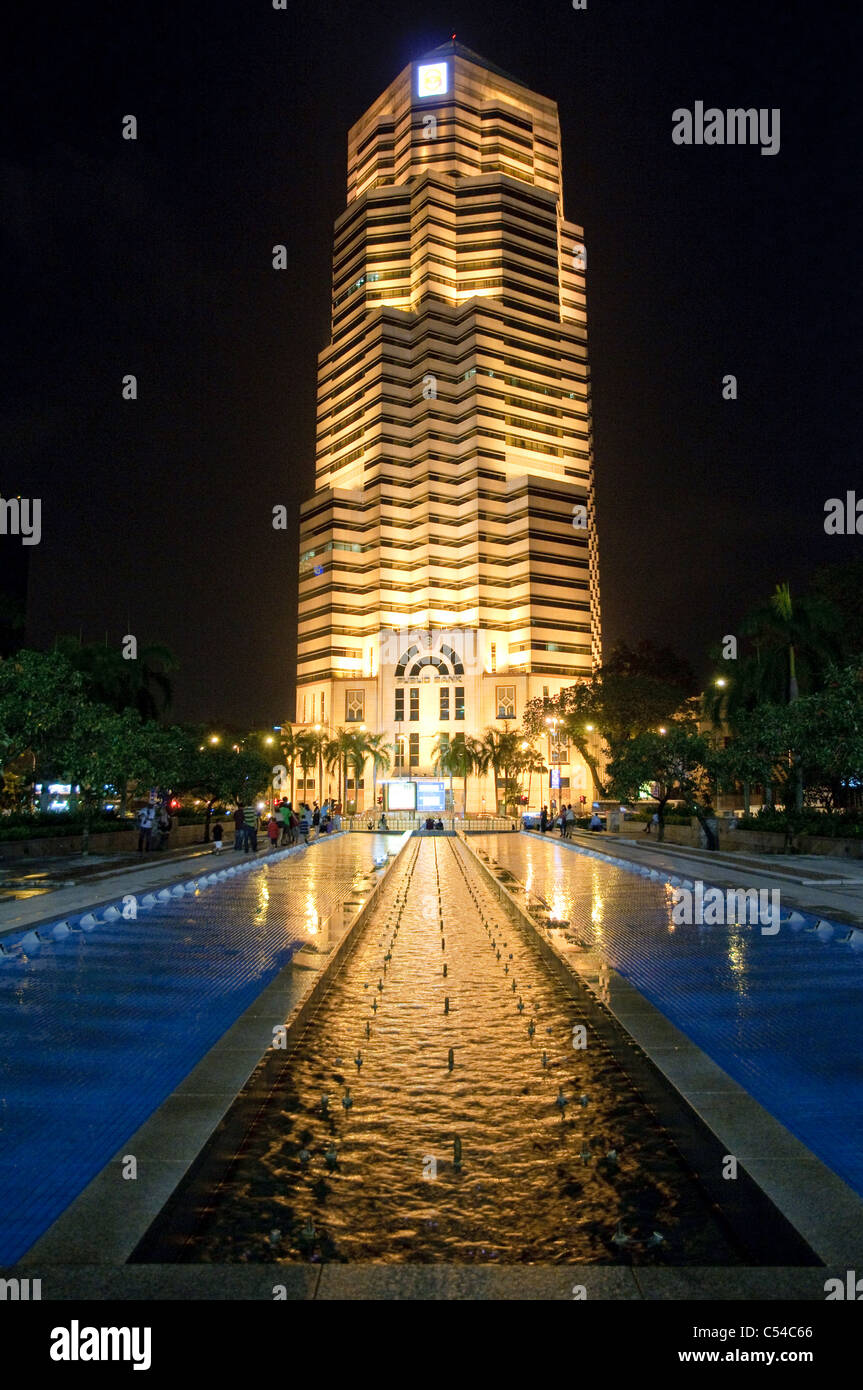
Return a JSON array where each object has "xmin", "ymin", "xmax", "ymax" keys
[{"xmin": 4, "ymin": 0, "xmax": 860, "ymax": 723}]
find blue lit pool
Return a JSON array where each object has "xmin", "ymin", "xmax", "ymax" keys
[
  {"xmin": 0, "ymin": 837, "xmax": 392, "ymax": 1264},
  {"xmin": 478, "ymin": 834, "xmax": 863, "ymax": 1201}
]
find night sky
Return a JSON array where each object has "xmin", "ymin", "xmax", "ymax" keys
[{"xmin": 4, "ymin": 0, "xmax": 860, "ymax": 724}]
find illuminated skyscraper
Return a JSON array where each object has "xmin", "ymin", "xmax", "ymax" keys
[{"xmin": 296, "ymin": 40, "xmax": 601, "ymax": 811}]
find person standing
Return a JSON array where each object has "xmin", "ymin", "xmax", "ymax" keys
[
  {"xmin": 267, "ymin": 814, "xmax": 280, "ymax": 851},
  {"xmin": 279, "ymin": 800, "xmax": 292, "ymax": 846},
  {"xmin": 156, "ymin": 803, "xmax": 172, "ymax": 851},
  {"xmin": 312, "ymin": 802, "xmax": 321, "ymax": 829},
  {"xmin": 565, "ymin": 804, "xmax": 576, "ymax": 839},
  {"xmin": 539, "ymin": 805, "xmax": 548, "ymax": 834},
  {"xmin": 242, "ymin": 802, "xmax": 259, "ymax": 854},
  {"xmin": 136, "ymin": 803, "xmax": 155, "ymax": 853},
  {"xmin": 233, "ymin": 804, "xmax": 245, "ymax": 851},
  {"xmin": 212, "ymin": 821, "xmax": 224, "ymax": 854}
]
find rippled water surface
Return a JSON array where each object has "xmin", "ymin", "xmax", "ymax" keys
[
  {"xmin": 479, "ymin": 833, "xmax": 863, "ymax": 1199},
  {"xmin": 185, "ymin": 838, "xmax": 746, "ymax": 1265}
]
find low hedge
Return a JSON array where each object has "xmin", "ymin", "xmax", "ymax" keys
[
  {"xmin": 0, "ymin": 816, "xmax": 136, "ymax": 842},
  {"xmin": 737, "ymin": 808, "xmax": 863, "ymax": 838}
]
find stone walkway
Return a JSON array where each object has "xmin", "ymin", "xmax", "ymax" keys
[{"xmin": 0, "ymin": 838, "xmax": 303, "ymax": 938}]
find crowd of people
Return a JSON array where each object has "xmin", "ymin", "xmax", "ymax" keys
[
  {"xmin": 137, "ymin": 797, "xmax": 345, "ymax": 857},
  {"xmin": 537, "ymin": 804, "xmax": 604, "ymax": 836},
  {"xmin": 212, "ymin": 799, "xmax": 344, "ymax": 855},
  {"xmin": 135, "ymin": 800, "xmax": 175, "ymax": 853}
]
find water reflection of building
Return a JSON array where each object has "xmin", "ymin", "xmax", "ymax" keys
[{"xmin": 294, "ymin": 42, "xmax": 602, "ymax": 811}]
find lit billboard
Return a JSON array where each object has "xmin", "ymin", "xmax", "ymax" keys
[
  {"xmin": 417, "ymin": 780, "xmax": 446, "ymax": 813},
  {"xmin": 417, "ymin": 63, "xmax": 448, "ymax": 98},
  {"xmin": 386, "ymin": 780, "xmax": 417, "ymax": 811}
]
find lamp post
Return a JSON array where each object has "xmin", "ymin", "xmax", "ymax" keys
[{"xmin": 545, "ymin": 715, "xmax": 560, "ymax": 812}]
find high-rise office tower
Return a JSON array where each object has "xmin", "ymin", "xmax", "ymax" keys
[{"xmin": 296, "ymin": 40, "xmax": 601, "ymax": 812}]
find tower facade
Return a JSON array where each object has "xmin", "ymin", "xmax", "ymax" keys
[{"xmin": 295, "ymin": 41, "xmax": 601, "ymax": 812}]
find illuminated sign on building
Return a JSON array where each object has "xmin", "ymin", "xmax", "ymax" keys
[
  {"xmin": 416, "ymin": 780, "xmax": 446, "ymax": 813},
  {"xmin": 386, "ymin": 780, "xmax": 417, "ymax": 811},
  {"xmin": 417, "ymin": 63, "xmax": 448, "ymax": 98}
]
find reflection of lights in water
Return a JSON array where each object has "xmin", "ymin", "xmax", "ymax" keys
[
  {"xmin": 589, "ymin": 865, "xmax": 604, "ymax": 933},
  {"xmin": 727, "ymin": 931, "xmax": 747, "ymax": 983},
  {"xmin": 305, "ymin": 892, "xmax": 319, "ymax": 934}
]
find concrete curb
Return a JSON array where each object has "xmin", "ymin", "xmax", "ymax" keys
[{"xmin": 0, "ymin": 1262, "xmax": 843, "ymax": 1301}]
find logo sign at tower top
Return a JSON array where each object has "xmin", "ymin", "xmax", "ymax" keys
[{"xmin": 417, "ymin": 63, "xmax": 448, "ymax": 98}]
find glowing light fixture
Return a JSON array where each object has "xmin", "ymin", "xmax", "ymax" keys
[{"xmin": 417, "ymin": 62, "xmax": 448, "ymax": 98}]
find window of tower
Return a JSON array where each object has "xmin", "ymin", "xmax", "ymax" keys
[
  {"xmin": 409, "ymin": 734, "xmax": 420, "ymax": 767},
  {"xmin": 439, "ymin": 687, "xmax": 450, "ymax": 721},
  {"xmin": 455, "ymin": 687, "xmax": 465, "ymax": 721},
  {"xmin": 409, "ymin": 688, "xmax": 420, "ymax": 722},
  {"xmin": 394, "ymin": 689, "xmax": 404, "ymax": 722},
  {"xmin": 345, "ymin": 690, "xmax": 365, "ymax": 723},
  {"xmin": 496, "ymin": 686, "xmax": 516, "ymax": 720}
]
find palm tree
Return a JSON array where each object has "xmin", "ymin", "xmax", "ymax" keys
[
  {"xmin": 56, "ymin": 636, "xmax": 175, "ymax": 720},
  {"xmin": 343, "ymin": 730, "xmax": 366, "ymax": 813},
  {"xmin": 303, "ymin": 726, "xmax": 331, "ymax": 804},
  {"xmin": 516, "ymin": 744, "xmax": 547, "ymax": 807},
  {"xmin": 477, "ymin": 725, "xmax": 522, "ymax": 813},
  {"xmin": 278, "ymin": 726, "xmax": 302, "ymax": 805},
  {"xmin": 325, "ymin": 727, "xmax": 358, "ymax": 807},
  {"xmin": 432, "ymin": 735, "xmax": 457, "ymax": 815},
  {"xmin": 361, "ymin": 731, "xmax": 392, "ymax": 813},
  {"xmin": 433, "ymin": 733, "xmax": 476, "ymax": 817},
  {"xmin": 706, "ymin": 582, "xmax": 842, "ymax": 811},
  {"xmin": 295, "ymin": 730, "xmax": 317, "ymax": 805},
  {"xmin": 711, "ymin": 582, "xmax": 842, "ymax": 717}
]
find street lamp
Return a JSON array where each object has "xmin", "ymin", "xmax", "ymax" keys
[
  {"xmin": 209, "ymin": 735, "xmax": 220, "ymax": 745},
  {"xmin": 659, "ymin": 727, "xmax": 667, "ymax": 735},
  {"xmin": 544, "ymin": 715, "xmax": 560, "ymax": 807}
]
